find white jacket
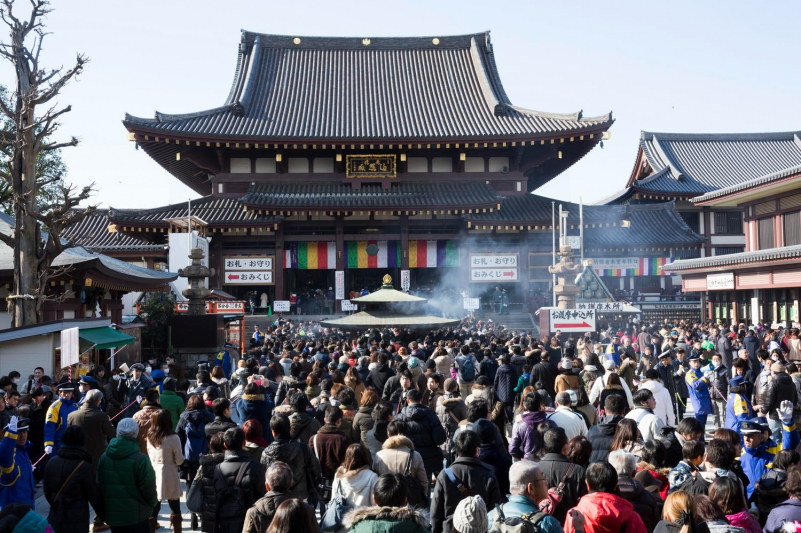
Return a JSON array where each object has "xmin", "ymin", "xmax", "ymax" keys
[
  {"xmin": 625, "ymin": 406, "xmax": 665, "ymax": 443},
  {"xmin": 589, "ymin": 372, "xmax": 634, "ymax": 408},
  {"xmin": 332, "ymin": 466, "xmax": 379, "ymax": 509},
  {"xmin": 639, "ymin": 379, "xmax": 676, "ymax": 426}
]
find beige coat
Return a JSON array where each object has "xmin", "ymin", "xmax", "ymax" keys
[
  {"xmin": 147, "ymin": 434, "xmax": 184, "ymax": 501},
  {"xmin": 373, "ymin": 435, "xmax": 428, "ymax": 492},
  {"xmin": 434, "ymin": 354, "xmax": 454, "ymax": 376}
]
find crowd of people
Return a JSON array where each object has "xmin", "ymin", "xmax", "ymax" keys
[{"xmin": 2, "ymin": 318, "xmax": 801, "ymax": 533}]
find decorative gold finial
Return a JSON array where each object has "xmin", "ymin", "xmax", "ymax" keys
[
  {"xmin": 362, "ymin": 38, "xmax": 371, "ymax": 46},
  {"xmin": 382, "ymin": 274, "xmax": 392, "ymax": 284}
]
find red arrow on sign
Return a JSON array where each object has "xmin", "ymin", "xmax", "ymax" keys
[
  {"xmin": 227, "ymin": 273, "xmax": 240, "ymax": 281},
  {"xmin": 502, "ymin": 271, "xmax": 515, "ymax": 277},
  {"xmin": 553, "ymin": 322, "xmax": 592, "ymax": 328}
]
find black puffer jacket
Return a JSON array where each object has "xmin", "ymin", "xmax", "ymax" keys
[
  {"xmin": 213, "ymin": 450, "xmax": 266, "ymax": 533},
  {"xmin": 617, "ymin": 475, "xmax": 661, "ymax": 531},
  {"xmin": 260, "ymin": 435, "xmax": 321, "ymax": 500},
  {"xmin": 275, "ymin": 376, "xmax": 305, "ymax": 406},
  {"xmin": 754, "ymin": 468, "xmax": 789, "ymax": 525},
  {"xmin": 430, "ymin": 457, "xmax": 501, "ymax": 533},
  {"xmin": 366, "ymin": 362, "xmax": 395, "ymax": 393},
  {"xmin": 289, "ymin": 411, "xmax": 321, "ymax": 444},
  {"xmin": 395, "ymin": 402, "xmax": 446, "ymax": 476},
  {"xmin": 44, "ymin": 446, "xmax": 103, "ymax": 533},
  {"xmin": 197, "ymin": 452, "xmax": 225, "ymax": 533},
  {"xmin": 764, "ymin": 372, "xmax": 798, "ymax": 421},
  {"xmin": 352, "ymin": 405, "xmax": 374, "ymax": 443},
  {"xmin": 587, "ymin": 414, "xmax": 622, "ymax": 463}
]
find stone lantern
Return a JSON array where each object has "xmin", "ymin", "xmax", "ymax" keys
[{"xmin": 178, "ymin": 247, "xmax": 215, "ymax": 315}]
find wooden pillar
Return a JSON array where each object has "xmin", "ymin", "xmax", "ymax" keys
[
  {"xmin": 731, "ymin": 290, "xmax": 738, "ymax": 324},
  {"xmin": 459, "ymin": 225, "xmax": 469, "ymax": 288},
  {"xmin": 336, "ymin": 216, "xmax": 345, "ymax": 270},
  {"xmin": 211, "ymin": 236, "xmax": 223, "ymax": 288},
  {"xmin": 400, "ymin": 215, "xmax": 409, "ymax": 270},
  {"xmin": 274, "ymin": 224, "xmax": 285, "ymax": 300},
  {"xmin": 703, "ymin": 207, "xmax": 712, "ymax": 256}
]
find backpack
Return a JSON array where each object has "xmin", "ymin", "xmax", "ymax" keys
[
  {"xmin": 402, "ymin": 450, "xmax": 429, "ymax": 508},
  {"xmin": 214, "ymin": 462, "xmax": 251, "ymax": 533},
  {"xmin": 490, "ymin": 503, "xmax": 548, "ymax": 533},
  {"xmin": 184, "ymin": 421, "xmax": 207, "ymax": 462},
  {"xmin": 482, "ymin": 358, "xmax": 499, "ymax": 383},
  {"xmin": 458, "ymin": 356, "xmax": 476, "ymax": 382}
]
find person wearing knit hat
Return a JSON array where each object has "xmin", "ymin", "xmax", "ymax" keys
[
  {"xmin": 452, "ymin": 495, "xmax": 488, "ymax": 533},
  {"xmin": 98, "ymin": 416, "xmax": 157, "ymax": 531}
]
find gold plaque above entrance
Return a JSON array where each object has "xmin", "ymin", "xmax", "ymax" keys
[{"xmin": 346, "ymin": 154, "xmax": 397, "ymax": 179}]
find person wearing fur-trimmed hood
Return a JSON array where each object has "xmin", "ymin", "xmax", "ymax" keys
[{"xmin": 343, "ymin": 472, "xmax": 429, "ymax": 533}]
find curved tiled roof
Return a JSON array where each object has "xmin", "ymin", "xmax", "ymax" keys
[
  {"xmin": 110, "ymin": 197, "xmax": 282, "ymax": 226},
  {"xmin": 61, "ymin": 210, "xmax": 165, "ymax": 253},
  {"xmin": 631, "ymin": 131, "xmax": 801, "ymax": 195},
  {"xmin": 663, "ymin": 245, "xmax": 801, "ymax": 272},
  {"xmin": 240, "ymin": 181, "xmax": 501, "ymax": 210},
  {"xmin": 124, "ymin": 31, "xmax": 612, "ymax": 142}
]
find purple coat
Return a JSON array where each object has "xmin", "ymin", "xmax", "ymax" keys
[
  {"xmin": 765, "ymin": 497, "xmax": 801, "ymax": 533},
  {"xmin": 508, "ymin": 411, "xmax": 548, "ymax": 460}
]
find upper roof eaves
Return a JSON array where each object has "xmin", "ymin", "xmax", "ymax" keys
[
  {"xmin": 631, "ymin": 130, "xmax": 801, "ymax": 196},
  {"xmin": 123, "ymin": 31, "xmax": 612, "ymax": 142}
]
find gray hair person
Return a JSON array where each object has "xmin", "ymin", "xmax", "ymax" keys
[
  {"xmin": 243, "ymin": 460, "xmax": 297, "ymax": 533},
  {"xmin": 85, "ymin": 389, "xmax": 104, "ymax": 405},
  {"xmin": 608, "ymin": 449, "xmax": 661, "ymax": 530},
  {"xmin": 488, "ymin": 461, "xmax": 583, "ymax": 531}
]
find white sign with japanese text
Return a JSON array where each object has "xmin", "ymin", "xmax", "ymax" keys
[
  {"xmin": 577, "ymin": 302, "xmax": 623, "ymax": 311},
  {"xmin": 224, "ymin": 256, "xmax": 274, "ymax": 271},
  {"xmin": 706, "ymin": 272, "xmax": 734, "ymax": 290},
  {"xmin": 400, "ymin": 270, "xmax": 410, "ymax": 292},
  {"xmin": 463, "ymin": 298, "xmax": 480, "ymax": 310},
  {"xmin": 470, "ymin": 268, "xmax": 519, "ymax": 282},
  {"xmin": 224, "ymin": 271, "xmax": 273, "ymax": 284},
  {"xmin": 335, "ymin": 271, "xmax": 345, "ymax": 300},
  {"xmin": 273, "ymin": 300, "xmax": 290, "ymax": 312},
  {"xmin": 341, "ymin": 300, "xmax": 358, "ymax": 311},
  {"xmin": 469, "ymin": 254, "xmax": 518, "ymax": 268},
  {"xmin": 548, "ymin": 309, "xmax": 596, "ymax": 332}
]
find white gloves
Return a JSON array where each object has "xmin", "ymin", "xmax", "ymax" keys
[
  {"xmin": 779, "ymin": 400, "xmax": 795, "ymax": 425},
  {"xmin": 7, "ymin": 416, "xmax": 17, "ymax": 433},
  {"xmin": 44, "ymin": 445, "xmax": 53, "ymax": 455}
]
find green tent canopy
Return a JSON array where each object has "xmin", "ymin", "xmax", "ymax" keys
[{"xmin": 78, "ymin": 327, "xmax": 134, "ymax": 350}]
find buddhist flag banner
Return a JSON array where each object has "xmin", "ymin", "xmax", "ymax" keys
[
  {"xmin": 409, "ymin": 240, "xmax": 459, "ymax": 268},
  {"xmin": 346, "ymin": 241, "xmax": 401, "ymax": 269},
  {"xmin": 592, "ymin": 256, "xmax": 673, "ymax": 277},
  {"xmin": 284, "ymin": 242, "xmax": 336, "ymax": 270}
]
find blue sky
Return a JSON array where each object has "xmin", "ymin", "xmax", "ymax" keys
[{"xmin": 7, "ymin": 0, "xmax": 799, "ymax": 208}]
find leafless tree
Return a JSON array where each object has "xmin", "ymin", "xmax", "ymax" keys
[{"xmin": 0, "ymin": 0, "xmax": 95, "ymax": 326}]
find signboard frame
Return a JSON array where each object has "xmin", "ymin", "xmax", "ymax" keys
[
  {"xmin": 548, "ymin": 309, "xmax": 596, "ymax": 332},
  {"xmin": 273, "ymin": 300, "xmax": 291, "ymax": 312}
]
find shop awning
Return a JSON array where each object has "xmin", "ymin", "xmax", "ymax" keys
[{"xmin": 79, "ymin": 327, "xmax": 134, "ymax": 350}]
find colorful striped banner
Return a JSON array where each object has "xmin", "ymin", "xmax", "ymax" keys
[
  {"xmin": 346, "ymin": 241, "xmax": 401, "ymax": 269},
  {"xmin": 284, "ymin": 242, "xmax": 336, "ymax": 269},
  {"xmin": 408, "ymin": 240, "xmax": 459, "ymax": 268},
  {"xmin": 592, "ymin": 257, "xmax": 672, "ymax": 277}
]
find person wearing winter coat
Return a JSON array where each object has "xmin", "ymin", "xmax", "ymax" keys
[
  {"xmin": 97, "ymin": 418, "xmax": 158, "ymax": 532},
  {"xmin": 725, "ymin": 376, "xmax": 754, "ymax": 433},
  {"xmin": 158, "ymin": 380, "xmax": 186, "ymax": 428},
  {"xmin": 353, "ymin": 390, "xmax": 378, "ymax": 443},
  {"xmin": 434, "ymin": 348, "xmax": 455, "ymax": 377},
  {"xmin": 213, "ymin": 428, "xmax": 267, "ymax": 533},
  {"xmin": 374, "ymin": 423, "xmax": 429, "ymax": 496},
  {"xmin": 587, "ymin": 394, "xmax": 626, "ymax": 463},
  {"xmin": 508, "ymin": 391, "xmax": 548, "ymax": 460},
  {"xmin": 625, "ymin": 389, "xmax": 666, "ymax": 443},
  {"xmin": 261, "ymin": 414, "xmax": 320, "ymax": 502},
  {"xmin": 762, "ymin": 362, "xmax": 799, "ymax": 442},
  {"xmin": 331, "ymin": 443, "xmax": 379, "ymax": 529},
  {"xmin": 235, "ymin": 383, "xmax": 274, "ymax": 438},
  {"xmin": 564, "ymin": 462, "xmax": 647, "ymax": 533},
  {"xmin": 274, "ymin": 363, "xmax": 305, "ymax": 407},
  {"xmin": 343, "ymin": 473, "xmax": 429, "ymax": 533},
  {"xmin": 529, "ymin": 352, "xmax": 556, "ymax": 401},
  {"xmin": 494, "ymin": 355, "xmax": 518, "ymax": 408},
  {"xmin": 590, "ymin": 360, "xmax": 634, "ymax": 409},
  {"xmin": 309, "ymin": 405, "xmax": 351, "ymax": 482},
  {"xmin": 639, "ymin": 370, "xmax": 677, "ymax": 427},
  {"xmin": 288, "ymin": 394, "xmax": 321, "ymax": 444},
  {"xmin": 636, "ymin": 345, "xmax": 658, "ymax": 377},
  {"xmin": 740, "ymin": 403, "xmax": 800, "ymax": 499},
  {"xmin": 366, "ymin": 354, "xmax": 396, "ymax": 393},
  {"xmin": 133, "ymin": 399, "xmax": 162, "ymax": 454},
  {"xmin": 0, "ymin": 416, "xmax": 35, "ymax": 509},
  {"xmin": 430, "ymin": 430, "xmax": 501, "ymax": 533},
  {"xmin": 395, "ymin": 389, "xmax": 447, "ymax": 480},
  {"xmin": 539, "ymin": 427, "xmax": 587, "ymax": 525},
  {"xmin": 753, "ymin": 449, "xmax": 798, "ymax": 526},
  {"xmin": 685, "ymin": 353, "xmax": 714, "ymax": 427},
  {"xmin": 44, "ymin": 426, "xmax": 103, "ymax": 533},
  {"xmin": 475, "ymin": 418, "xmax": 513, "ymax": 498},
  {"xmin": 464, "ymin": 379, "xmax": 493, "ymax": 407},
  {"xmin": 242, "ymin": 462, "xmax": 296, "ymax": 533},
  {"xmin": 703, "ymin": 354, "xmax": 729, "ymax": 429},
  {"xmin": 764, "ymin": 464, "xmax": 801, "ymax": 533},
  {"xmin": 709, "ymin": 477, "xmax": 761, "ymax": 533},
  {"xmin": 436, "ymin": 380, "xmax": 468, "ymax": 455},
  {"xmin": 44, "ymin": 382, "xmax": 78, "ymax": 455},
  {"xmin": 554, "ymin": 359, "xmax": 582, "ymax": 394},
  {"xmin": 146, "ymin": 409, "xmax": 184, "ymax": 532},
  {"xmin": 487, "ymin": 461, "xmax": 564, "ymax": 533},
  {"xmin": 609, "ymin": 450, "xmax": 661, "ymax": 532},
  {"xmin": 66, "ymin": 389, "xmax": 116, "ymax": 476},
  {"xmin": 204, "ymin": 399, "xmax": 238, "ymax": 444}
]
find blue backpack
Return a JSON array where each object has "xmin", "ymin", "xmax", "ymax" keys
[
  {"xmin": 458, "ymin": 356, "xmax": 476, "ymax": 382},
  {"xmin": 184, "ymin": 421, "xmax": 208, "ymax": 462}
]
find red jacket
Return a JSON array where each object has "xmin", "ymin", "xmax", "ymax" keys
[{"xmin": 565, "ymin": 492, "xmax": 647, "ymax": 533}]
